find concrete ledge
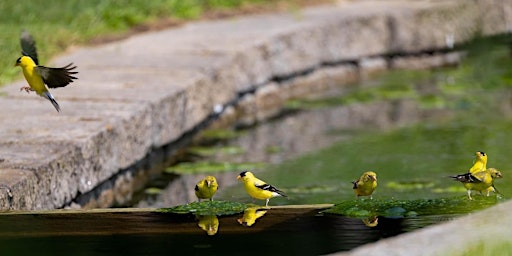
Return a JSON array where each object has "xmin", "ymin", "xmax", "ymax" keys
[
  {"xmin": 0, "ymin": 0, "xmax": 511, "ymax": 210},
  {"xmin": 335, "ymin": 200, "xmax": 512, "ymax": 256}
]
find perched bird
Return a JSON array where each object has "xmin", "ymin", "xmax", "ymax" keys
[
  {"xmin": 451, "ymin": 167, "xmax": 503, "ymax": 200},
  {"xmin": 468, "ymin": 151, "xmax": 487, "ymax": 174},
  {"xmin": 237, "ymin": 207, "xmax": 267, "ymax": 227},
  {"xmin": 15, "ymin": 30, "xmax": 78, "ymax": 112},
  {"xmin": 352, "ymin": 171, "xmax": 378, "ymax": 199},
  {"xmin": 237, "ymin": 171, "xmax": 287, "ymax": 207},
  {"xmin": 194, "ymin": 176, "xmax": 218, "ymax": 201},
  {"xmin": 196, "ymin": 215, "xmax": 219, "ymax": 236}
]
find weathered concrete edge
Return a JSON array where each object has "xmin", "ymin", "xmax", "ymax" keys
[
  {"xmin": 0, "ymin": 0, "xmax": 510, "ymax": 211},
  {"xmin": 332, "ymin": 200, "xmax": 512, "ymax": 256}
]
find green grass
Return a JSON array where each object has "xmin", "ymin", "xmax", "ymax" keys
[{"xmin": 0, "ymin": 0, "xmax": 295, "ymax": 85}]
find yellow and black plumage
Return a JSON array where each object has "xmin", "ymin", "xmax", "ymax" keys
[
  {"xmin": 352, "ymin": 171, "xmax": 378, "ymax": 199},
  {"xmin": 468, "ymin": 151, "xmax": 487, "ymax": 174},
  {"xmin": 15, "ymin": 30, "xmax": 78, "ymax": 112},
  {"xmin": 237, "ymin": 171, "xmax": 287, "ymax": 207},
  {"xmin": 194, "ymin": 176, "xmax": 218, "ymax": 201},
  {"xmin": 451, "ymin": 168, "xmax": 503, "ymax": 200}
]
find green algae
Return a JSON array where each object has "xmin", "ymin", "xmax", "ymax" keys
[
  {"xmin": 164, "ymin": 161, "xmax": 265, "ymax": 174},
  {"xmin": 160, "ymin": 201, "xmax": 248, "ymax": 216},
  {"xmin": 324, "ymin": 197, "xmax": 500, "ymax": 218},
  {"xmin": 198, "ymin": 129, "xmax": 241, "ymax": 141},
  {"xmin": 187, "ymin": 146, "xmax": 246, "ymax": 157}
]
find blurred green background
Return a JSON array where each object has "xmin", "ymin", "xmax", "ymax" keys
[{"xmin": 0, "ymin": 0, "xmax": 307, "ymax": 85}]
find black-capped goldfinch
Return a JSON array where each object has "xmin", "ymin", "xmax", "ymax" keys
[
  {"xmin": 237, "ymin": 171, "xmax": 287, "ymax": 207},
  {"xmin": 196, "ymin": 215, "xmax": 219, "ymax": 236},
  {"xmin": 237, "ymin": 206, "xmax": 267, "ymax": 227},
  {"xmin": 15, "ymin": 30, "xmax": 78, "ymax": 112},
  {"xmin": 352, "ymin": 171, "xmax": 377, "ymax": 199},
  {"xmin": 469, "ymin": 151, "xmax": 487, "ymax": 174},
  {"xmin": 451, "ymin": 167, "xmax": 503, "ymax": 200},
  {"xmin": 194, "ymin": 176, "xmax": 218, "ymax": 201}
]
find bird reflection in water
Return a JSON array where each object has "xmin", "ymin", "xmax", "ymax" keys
[
  {"xmin": 362, "ymin": 216, "xmax": 379, "ymax": 227},
  {"xmin": 196, "ymin": 215, "xmax": 219, "ymax": 236},
  {"xmin": 238, "ymin": 207, "xmax": 268, "ymax": 227}
]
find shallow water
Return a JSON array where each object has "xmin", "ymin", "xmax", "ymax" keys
[
  {"xmin": 0, "ymin": 208, "xmax": 453, "ymax": 256},
  {"xmin": 1, "ymin": 37, "xmax": 512, "ymax": 255},
  {"xmin": 150, "ymin": 37, "xmax": 512, "ymax": 207}
]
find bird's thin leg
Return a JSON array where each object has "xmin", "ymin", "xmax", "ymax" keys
[
  {"xmin": 265, "ymin": 199, "xmax": 269, "ymax": 207},
  {"xmin": 467, "ymin": 190, "xmax": 473, "ymax": 200},
  {"xmin": 19, "ymin": 86, "xmax": 33, "ymax": 93},
  {"xmin": 370, "ymin": 195, "xmax": 373, "ymax": 200}
]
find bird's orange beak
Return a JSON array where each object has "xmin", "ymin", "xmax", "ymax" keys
[
  {"xmin": 369, "ymin": 175, "xmax": 376, "ymax": 181},
  {"xmin": 206, "ymin": 180, "xmax": 212, "ymax": 187},
  {"xmin": 237, "ymin": 175, "xmax": 242, "ymax": 180}
]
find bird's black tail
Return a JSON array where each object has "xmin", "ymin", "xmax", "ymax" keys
[{"xmin": 43, "ymin": 92, "xmax": 60, "ymax": 112}]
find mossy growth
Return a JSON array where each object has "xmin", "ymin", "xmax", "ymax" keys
[
  {"xmin": 324, "ymin": 197, "xmax": 499, "ymax": 218},
  {"xmin": 164, "ymin": 161, "xmax": 265, "ymax": 174},
  {"xmin": 187, "ymin": 146, "xmax": 246, "ymax": 157},
  {"xmin": 159, "ymin": 201, "xmax": 249, "ymax": 216}
]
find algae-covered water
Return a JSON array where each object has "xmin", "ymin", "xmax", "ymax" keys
[
  {"xmin": 178, "ymin": 36, "xmax": 512, "ymax": 207},
  {"xmin": 1, "ymin": 37, "xmax": 511, "ymax": 256},
  {"xmin": 114, "ymin": 36, "xmax": 512, "ymax": 255}
]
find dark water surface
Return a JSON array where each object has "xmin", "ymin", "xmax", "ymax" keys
[{"xmin": 0, "ymin": 208, "xmax": 448, "ymax": 256}]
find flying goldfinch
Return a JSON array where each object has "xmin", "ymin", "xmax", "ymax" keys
[
  {"xmin": 194, "ymin": 176, "xmax": 218, "ymax": 201},
  {"xmin": 15, "ymin": 30, "xmax": 78, "ymax": 112},
  {"xmin": 237, "ymin": 206, "xmax": 267, "ymax": 227},
  {"xmin": 352, "ymin": 171, "xmax": 377, "ymax": 199},
  {"xmin": 468, "ymin": 151, "xmax": 487, "ymax": 174},
  {"xmin": 237, "ymin": 171, "xmax": 287, "ymax": 207},
  {"xmin": 196, "ymin": 215, "xmax": 219, "ymax": 236},
  {"xmin": 451, "ymin": 167, "xmax": 503, "ymax": 200}
]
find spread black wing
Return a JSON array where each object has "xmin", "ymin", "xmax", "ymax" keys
[
  {"xmin": 20, "ymin": 30, "xmax": 39, "ymax": 65},
  {"xmin": 35, "ymin": 63, "xmax": 78, "ymax": 88}
]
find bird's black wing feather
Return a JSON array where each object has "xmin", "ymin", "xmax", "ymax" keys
[
  {"xmin": 255, "ymin": 183, "xmax": 287, "ymax": 197},
  {"xmin": 35, "ymin": 63, "xmax": 78, "ymax": 88},
  {"xmin": 20, "ymin": 30, "xmax": 39, "ymax": 65},
  {"xmin": 451, "ymin": 173, "xmax": 481, "ymax": 183}
]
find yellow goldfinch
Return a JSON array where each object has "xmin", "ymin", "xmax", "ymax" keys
[
  {"xmin": 468, "ymin": 151, "xmax": 487, "ymax": 174},
  {"xmin": 237, "ymin": 206, "xmax": 267, "ymax": 227},
  {"xmin": 451, "ymin": 167, "xmax": 503, "ymax": 200},
  {"xmin": 196, "ymin": 215, "xmax": 219, "ymax": 236},
  {"xmin": 15, "ymin": 30, "xmax": 78, "ymax": 112},
  {"xmin": 352, "ymin": 171, "xmax": 377, "ymax": 199},
  {"xmin": 237, "ymin": 171, "xmax": 287, "ymax": 207},
  {"xmin": 194, "ymin": 176, "xmax": 218, "ymax": 201}
]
